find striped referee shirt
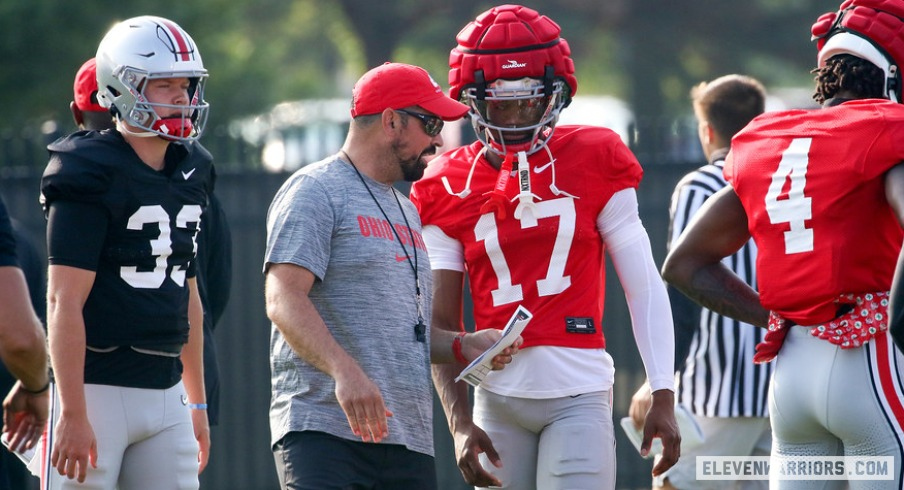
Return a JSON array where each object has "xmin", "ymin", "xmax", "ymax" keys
[{"xmin": 668, "ymin": 149, "xmax": 772, "ymax": 418}]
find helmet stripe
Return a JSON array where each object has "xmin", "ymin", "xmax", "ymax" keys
[{"xmin": 159, "ymin": 19, "xmax": 192, "ymax": 62}]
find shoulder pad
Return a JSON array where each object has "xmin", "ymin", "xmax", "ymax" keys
[{"xmin": 41, "ymin": 131, "xmax": 127, "ymax": 207}]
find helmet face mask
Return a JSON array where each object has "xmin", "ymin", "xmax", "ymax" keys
[
  {"xmin": 463, "ymin": 77, "xmax": 567, "ymax": 155},
  {"xmin": 96, "ymin": 16, "xmax": 209, "ymax": 141}
]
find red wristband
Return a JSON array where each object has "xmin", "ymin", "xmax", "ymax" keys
[{"xmin": 452, "ymin": 332, "xmax": 468, "ymax": 364}]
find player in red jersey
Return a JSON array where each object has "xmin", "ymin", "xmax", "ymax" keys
[
  {"xmin": 410, "ymin": 5, "xmax": 679, "ymax": 489},
  {"xmin": 663, "ymin": 1, "xmax": 904, "ymax": 487}
]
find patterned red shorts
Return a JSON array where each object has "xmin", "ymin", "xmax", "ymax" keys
[{"xmin": 754, "ymin": 291, "xmax": 888, "ymax": 364}]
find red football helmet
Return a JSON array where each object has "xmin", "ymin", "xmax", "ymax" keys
[
  {"xmin": 449, "ymin": 5, "xmax": 578, "ymax": 155},
  {"xmin": 812, "ymin": 0, "xmax": 904, "ymax": 102}
]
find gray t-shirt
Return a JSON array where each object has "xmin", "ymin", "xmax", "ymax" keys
[{"xmin": 264, "ymin": 155, "xmax": 434, "ymax": 456}]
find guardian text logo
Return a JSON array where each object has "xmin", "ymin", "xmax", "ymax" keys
[{"xmin": 502, "ymin": 59, "xmax": 527, "ymax": 69}]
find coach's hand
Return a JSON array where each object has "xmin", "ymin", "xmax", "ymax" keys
[
  {"xmin": 643, "ymin": 389, "xmax": 680, "ymax": 476},
  {"xmin": 51, "ymin": 413, "xmax": 97, "ymax": 482},
  {"xmin": 334, "ymin": 363, "xmax": 392, "ymax": 443}
]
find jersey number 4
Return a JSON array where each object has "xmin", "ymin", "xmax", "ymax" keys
[
  {"xmin": 764, "ymin": 137, "xmax": 813, "ymax": 254},
  {"xmin": 121, "ymin": 204, "xmax": 202, "ymax": 289},
  {"xmin": 475, "ymin": 198, "xmax": 575, "ymax": 306}
]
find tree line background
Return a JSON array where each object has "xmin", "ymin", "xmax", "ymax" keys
[{"xmin": 3, "ymin": 0, "xmax": 834, "ymax": 154}]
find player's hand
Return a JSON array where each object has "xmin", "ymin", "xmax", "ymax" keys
[
  {"xmin": 3, "ymin": 381, "xmax": 49, "ymax": 452},
  {"xmin": 643, "ymin": 389, "xmax": 680, "ymax": 476},
  {"xmin": 452, "ymin": 420, "xmax": 503, "ymax": 487},
  {"xmin": 628, "ymin": 380, "xmax": 652, "ymax": 429},
  {"xmin": 51, "ymin": 413, "xmax": 97, "ymax": 482},
  {"xmin": 334, "ymin": 365, "xmax": 393, "ymax": 443},
  {"xmin": 190, "ymin": 408, "xmax": 211, "ymax": 474},
  {"xmin": 463, "ymin": 329, "xmax": 523, "ymax": 370}
]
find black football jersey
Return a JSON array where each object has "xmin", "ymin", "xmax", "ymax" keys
[{"xmin": 42, "ymin": 130, "xmax": 212, "ymax": 349}]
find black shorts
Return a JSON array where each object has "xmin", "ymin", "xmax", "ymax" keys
[{"xmin": 273, "ymin": 431, "xmax": 437, "ymax": 490}]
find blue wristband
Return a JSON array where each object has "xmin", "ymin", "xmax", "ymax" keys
[{"xmin": 188, "ymin": 403, "xmax": 208, "ymax": 410}]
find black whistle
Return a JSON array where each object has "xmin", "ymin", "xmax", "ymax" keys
[{"xmin": 414, "ymin": 322, "xmax": 426, "ymax": 343}]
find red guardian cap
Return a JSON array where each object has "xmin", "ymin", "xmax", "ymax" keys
[
  {"xmin": 73, "ymin": 58, "xmax": 107, "ymax": 113},
  {"xmin": 812, "ymin": 0, "xmax": 904, "ymax": 102},
  {"xmin": 448, "ymin": 4, "xmax": 578, "ymax": 102},
  {"xmin": 350, "ymin": 62, "xmax": 469, "ymax": 121}
]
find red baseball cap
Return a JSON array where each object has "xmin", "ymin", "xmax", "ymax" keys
[
  {"xmin": 73, "ymin": 58, "xmax": 106, "ymax": 113},
  {"xmin": 351, "ymin": 62, "xmax": 468, "ymax": 121}
]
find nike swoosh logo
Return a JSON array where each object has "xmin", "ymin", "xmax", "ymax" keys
[
  {"xmin": 181, "ymin": 168, "xmax": 196, "ymax": 180},
  {"xmin": 180, "ymin": 394, "xmax": 188, "ymax": 406},
  {"xmin": 533, "ymin": 159, "xmax": 555, "ymax": 173},
  {"xmin": 395, "ymin": 254, "xmax": 410, "ymax": 262}
]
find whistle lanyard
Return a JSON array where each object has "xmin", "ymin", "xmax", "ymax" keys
[{"xmin": 341, "ymin": 152, "xmax": 427, "ymax": 342}]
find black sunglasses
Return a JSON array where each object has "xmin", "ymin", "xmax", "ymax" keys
[{"xmin": 396, "ymin": 109, "xmax": 444, "ymax": 137}]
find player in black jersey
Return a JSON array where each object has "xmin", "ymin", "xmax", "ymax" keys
[
  {"xmin": 69, "ymin": 54, "xmax": 233, "ymax": 431},
  {"xmin": 40, "ymin": 16, "xmax": 212, "ymax": 489}
]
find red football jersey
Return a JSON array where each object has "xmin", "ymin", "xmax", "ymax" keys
[
  {"xmin": 725, "ymin": 99, "xmax": 904, "ymax": 325},
  {"xmin": 411, "ymin": 125, "xmax": 642, "ymax": 348}
]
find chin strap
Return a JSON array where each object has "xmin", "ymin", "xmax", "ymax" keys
[
  {"xmin": 441, "ymin": 147, "xmax": 484, "ymax": 199},
  {"xmin": 447, "ymin": 143, "xmax": 578, "ymax": 221},
  {"xmin": 512, "ymin": 151, "xmax": 541, "ymax": 226},
  {"xmin": 116, "ymin": 116, "xmax": 194, "ymax": 141},
  {"xmin": 479, "ymin": 152, "xmax": 515, "ymax": 219},
  {"xmin": 536, "ymin": 144, "xmax": 578, "ymax": 199},
  {"xmin": 116, "ymin": 119, "xmax": 158, "ymax": 139}
]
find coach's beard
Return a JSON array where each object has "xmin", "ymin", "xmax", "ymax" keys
[{"xmin": 401, "ymin": 145, "xmax": 437, "ymax": 182}]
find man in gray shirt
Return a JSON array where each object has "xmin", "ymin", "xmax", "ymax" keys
[{"xmin": 263, "ymin": 62, "xmax": 521, "ymax": 490}]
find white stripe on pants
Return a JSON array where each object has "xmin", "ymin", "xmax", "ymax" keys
[{"xmin": 769, "ymin": 328, "xmax": 904, "ymax": 490}]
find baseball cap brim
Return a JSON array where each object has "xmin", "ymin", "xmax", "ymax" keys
[{"xmin": 419, "ymin": 94, "xmax": 470, "ymax": 121}]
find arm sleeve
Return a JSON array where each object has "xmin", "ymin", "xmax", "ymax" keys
[
  {"xmin": 598, "ymin": 189, "xmax": 675, "ymax": 392},
  {"xmin": 46, "ymin": 200, "xmax": 109, "ymax": 271},
  {"xmin": 422, "ymin": 224, "xmax": 465, "ymax": 272}
]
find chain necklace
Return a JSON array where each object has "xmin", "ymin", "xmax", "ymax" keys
[{"xmin": 340, "ymin": 151, "xmax": 427, "ymax": 342}]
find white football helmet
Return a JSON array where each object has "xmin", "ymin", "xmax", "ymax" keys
[{"xmin": 96, "ymin": 16, "xmax": 209, "ymax": 141}]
